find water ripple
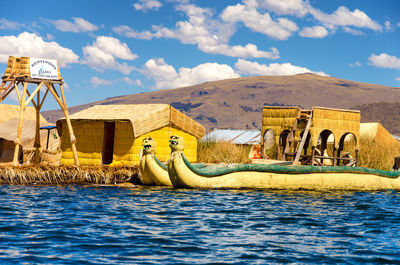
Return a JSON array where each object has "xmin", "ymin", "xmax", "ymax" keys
[{"xmin": 0, "ymin": 185, "xmax": 399, "ymax": 264}]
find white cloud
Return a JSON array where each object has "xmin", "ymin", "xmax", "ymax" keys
[
  {"xmin": 309, "ymin": 6, "xmax": 381, "ymax": 31},
  {"xmin": 395, "ymin": 77, "xmax": 400, "ymax": 82},
  {"xmin": 343, "ymin": 26, "xmax": 364, "ymax": 35},
  {"xmin": 90, "ymin": 76, "xmax": 112, "ymax": 87},
  {"xmin": 0, "ymin": 32, "xmax": 79, "ymax": 66},
  {"xmin": 385, "ymin": 21, "xmax": 391, "ymax": 31},
  {"xmin": 120, "ymin": 77, "xmax": 143, "ymax": 86},
  {"xmin": 368, "ymin": 53, "xmax": 400, "ymax": 69},
  {"xmin": 349, "ymin": 61, "xmax": 362, "ymax": 67},
  {"xmin": 221, "ymin": 2, "xmax": 298, "ymax": 40},
  {"xmin": 82, "ymin": 36, "xmax": 137, "ymax": 74},
  {"xmin": 234, "ymin": 58, "xmax": 328, "ymax": 76},
  {"xmin": 46, "ymin": 33, "xmax": 55, "ymax": 41},
  {"xmin": 0, "ymin": 18, "xmax": 24, "ymax": 30},
  {"xmin": 50, "ymin": 17, "xmax": 98, "ymax": 33},
  {"xmin": 133, "ymin": 0, "xmax": 162, "ymax": 11},
  {"xmin": 255, "ymin": 0, "xmax": 382, "ymax": 34},
  {"xmin": 258, "ymin": 0, "xmax": 309, "ymax": 17},
  {"xmin": 142, "ymin": 58, "xmax": 240, "ymax": 89},
  {"xmin": 114, "ymin": 3, "xmax": 279, "ymax": 59},
  {"xmin": 299, "ymin": 26, "xmax": 328, "ymax": 38}
]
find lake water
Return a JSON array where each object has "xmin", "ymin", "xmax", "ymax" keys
[{"xmin": 0, "ymin": 185, "xmax": 399, "ymax": 264}]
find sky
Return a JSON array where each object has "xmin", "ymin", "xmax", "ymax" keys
[{"xmin": 0, "ymin": 0, "xmax": 399, "ymax": 110}]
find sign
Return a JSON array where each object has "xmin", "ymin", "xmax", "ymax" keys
[{"xmin": 30, "ymin": 58, "xmax": 59, "ymax": 80}]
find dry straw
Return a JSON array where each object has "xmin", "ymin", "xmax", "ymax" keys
[{"xmin": 0, "ymin": 165, "xmax": 141, "ymax": 185}]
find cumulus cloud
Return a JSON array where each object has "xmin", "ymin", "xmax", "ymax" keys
[
  {"xmin": 142, "ymin": 58, "xmax": 240, "ymax": 89},
  {"xmin": 82, "ymin": 36, "xmax": 138, "ymax": 74},
  {"xmin": 349, "ymin": 61, "xmax": 362, "ymax": 67},
  {"xmin": 133, "ymin": 0, "xmax": 162, "ymax": 11},
  {"xmin": 234, "ymin": 59, "xmax": 328, "ymax": 76},
  {"xmin": 395, "ymin": 77, "xmax": 400, "ymax": 82},
  {"xmin": 0, "ymin": 32, "xmax": 78, "ymax": 66},
  {"xmin": 120, "ymin": 77, "xmax": 143, "ymax": 86},
  {"xmin": 299, "ymin": 26, "xmax": 328, "ymax": 38},
  {"xmin": 114, "ymin": 3, "xmax": 279, "ymax": 59},
  {"xmin": 232, "ymin": 0, "xmax": 382, "ymax": 38},
  {"xmin": 0, "ymin": 18, "xmax": 24, "ymax": 30},
  {"xmin": 50, "ymin": 17, "xmax": 98, "ymax": 33},
  {"xmin": 221, "ymin": 2, "xmax": 298, "ymax": 40},
  {"xmin": 368, "ymin": 53, "xmax": 400, "ymax": 69},
  {"xmin": 90, "ymin": 76, "xmax": 112, "ymax": 87}
]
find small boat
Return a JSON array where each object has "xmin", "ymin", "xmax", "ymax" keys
[
  {"xmin": 168, "ymin": 135, "xmax": 400, "ymax": 190},
  {"xmin": 140, "ymin": 137, "xmax": 171, "ymax": 186},
  {"xmin": 140, "ymin": 136, "xmax": 207, "ymax": 186}
]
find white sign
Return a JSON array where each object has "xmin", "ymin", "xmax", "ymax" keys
[{"xmin": 30, "ymin": 58, "xmax": 59, "ymax": 80}]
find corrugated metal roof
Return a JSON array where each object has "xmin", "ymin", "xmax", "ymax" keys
[
  {"xmin": 392, "ymin": 134, "xmax": 400, "ymax": 142},
  {"xmin": 202, "ymin": 129, "xmax": 261, "ymax": 145}
]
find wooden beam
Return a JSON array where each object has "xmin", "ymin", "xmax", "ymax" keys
[
  {"xmin": 38, "ymin": 87, "xmax": 49, "ymax": 110},
  {"xmin": 13, "ymin": 82, "xmax": 28, "ymax": 166},
  {"xmin": 51, "ymin": 83, "xmax": 61, "ymax": 101},
  {"xmin": 45, "ymin": 82, "xmax": 80, "ymax": 166},
  {"xmin": 34, "ymin": 90, "xmax": 41, "ymax": 164},
  {"xmin": 0, "ymin": 83, "xmax": 16, "ymax": 103},
  {"xmin": 25, "ymin": 81, "xmax": 44, "ymax": 107},
  {"xmin": 15, "ymin": 82, "xmax": 22, "ymax": 104}
]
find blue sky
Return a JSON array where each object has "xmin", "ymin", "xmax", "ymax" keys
[{"xmin": 1, "ymin": 0, "xmax": 399, "ymax": 110}]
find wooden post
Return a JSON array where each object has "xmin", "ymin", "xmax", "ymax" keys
[
  {"xmin": 33, "ymin": 90, "xmax": 41, "ymax": 164},
  {"xmin": 311, "ymin": 146, "xmax": 315, "ymax": 166},
  {"xmin": 355, "ymin": 149, "xmax": 359, "ymax": 166},
  {"xmin": 13, "ymin": 82, "xmax": 27, "ymax": 165},
  {"xmin": 45, "ymin": 82, "xmax": 79, "ymax": 166}
]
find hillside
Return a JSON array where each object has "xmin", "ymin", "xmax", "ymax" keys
[
  {"xmin": 352, "ymin": 102, "xmax": 400, "ymax": 135},
  {"xmin": 43, "ymin": 73, "xmax": 400, "ymax": 133}
]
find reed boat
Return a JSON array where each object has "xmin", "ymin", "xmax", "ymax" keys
[
  {"xmin": 168, "ymin": 136, "xmax": 400, "ymax": 190},
  {"xmin": 140, "ymin": 137, "xmax": 171, "ymax": 186},
  {"xmin": 140, "ymin": 136, "xmax": 207, "ymax": 186}
]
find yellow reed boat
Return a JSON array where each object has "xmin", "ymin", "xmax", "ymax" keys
[
  {"xmin": 140, "ymin": 137, "xmax": 171, "ymax": 186},
  {"xmin": 168, "ymin": 136, "xmax": 400, "ymax": 190}
]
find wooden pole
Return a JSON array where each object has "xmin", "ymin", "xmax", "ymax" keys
[
  {"xmin": 33, "ymin": 90, "xmax": 41, "ymax": 164},
  {"xmin": 13, "ymin": 82, "xmax": 27, "ymax": 165},
  {"xmin": 45, "ymin": 82, "xmax": 79, "ymax": 166}
]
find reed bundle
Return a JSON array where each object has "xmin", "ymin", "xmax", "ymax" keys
[{"xmin": 0, "ymin": 165, "xmax": 141, "ymax": 185}]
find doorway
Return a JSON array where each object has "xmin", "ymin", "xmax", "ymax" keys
[{"xmin": 102, "ymin": 122, "xmax": 115, "ymax": 165}]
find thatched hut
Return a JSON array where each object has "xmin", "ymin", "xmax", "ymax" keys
[
  {"xmin": 261, "ymin": 106, "xmax": 360, "ymax": 165},
  {"xmin": 0, "ymin": 104, "xmax": 46, "ymax": 124},
  {"xmin": 56, "ymin": 104, "xmax": 205, "ymax": 166},
  {"xmin": 360, "ymin": 123, "xmax": 400, "ymax": 149},
  {"xmin": 0, "ymin": 119, "xmax": 60, "ymax": 164}
]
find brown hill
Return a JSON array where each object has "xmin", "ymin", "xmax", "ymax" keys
[
  {"xmin": 352, "ymin": 102, "xmax": 400, "ymax": 135},
  {"xmin": 42, "ymin": 73, "xmax": 400, "ymax": 133}
]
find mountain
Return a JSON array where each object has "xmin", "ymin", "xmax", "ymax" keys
[
  {"xmin": 43, "ymin": 73, "xmax": 400, "ymax": 134},
  {"xmin": 352, "ymin": 102, "xmax": 400, "ymax": 135}
]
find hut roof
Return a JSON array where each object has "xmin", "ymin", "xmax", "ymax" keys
[
  {"xmin": 0, "ymin": 104, "xmax": 46, "ymax": 124},
  {"xmin": 0, "ymin": 118, "xmax": 49, "ymax": 147},
  {"xmin": 57, "ymin": 104, "xmax": 205, "ymax": 139},
  {"xmin": 203, "ymin": 129, "xmax": 261, "ymax": 145},
  {"xmin": 360, "ymin": 123, "xmax": 400, "ymax": 148}
]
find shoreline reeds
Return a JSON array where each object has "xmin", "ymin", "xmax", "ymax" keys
[{"xmin": 0, "ymin": 165, "xmax": 141, "ymax": 185}]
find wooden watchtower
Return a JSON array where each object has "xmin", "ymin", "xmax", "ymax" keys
[{"xmin": 0, "ymin": 56, "xmax": 79, "ymax": 166}]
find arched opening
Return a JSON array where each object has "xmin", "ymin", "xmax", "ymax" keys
[
  {"xmin": 279, "ymin": 130, "xmax": 291, "ymax": 160},
  {"xmin": 262, "ymin": 129, "xmax": 276, "ymax": 159},
  {"xmin": 315, "ymin": 130, "xmax": 335, "ymax": 166},
  {"xmin": 338, "ymin": 133, "xmax": 358, "ymax": 166}
]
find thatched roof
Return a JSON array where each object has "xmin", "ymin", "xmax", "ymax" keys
[
  {"xmin": 0, "ymin": 104, "xmax": 46, "ymax": 124},
  {"xmin": 0, "ymin": 118, "xmax": 50, "ymax": 147},
  {"xmin": 57, "ymin": 104, "xmax": 205, "ymax": 139},
  {"xmin": 360, "ymin": 123, "xmax": 400, "ymax": 148}
]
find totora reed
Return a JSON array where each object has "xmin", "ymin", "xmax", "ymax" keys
[{"xmin": 0, "ymin": 165, "xmax": 141, "ymax": 185}]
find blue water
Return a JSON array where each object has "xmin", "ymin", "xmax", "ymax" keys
[{"xmin": 0, "ymin": 186, "xmax": 399, "ymax": 264}]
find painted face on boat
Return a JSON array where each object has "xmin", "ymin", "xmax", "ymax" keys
[
  {"xmin": 142, "ymin": 137, "xmax": 156, "ymax": 154},
  {"xmin": 169, "ymin": 135, "xmax": 184, "ymax": 152}
]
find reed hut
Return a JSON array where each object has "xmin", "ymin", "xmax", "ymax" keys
[
  {"xmin": 56, "ymin": 104, "xmax": 205, "ymax": 166},
  {"xmin": 0, "ymin": 119, "xmax": 60, "ymax": 164},
  {"xmin": 0, "ymin": 104, "xmax": 46, "ymax": 124},
  {"xmin": 360, "ymin": 123, "xmax": 400, "ymax": 149},
  {"xmin": 261, "ymin": 106, "xmax": 360, "ymax": 165}
]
